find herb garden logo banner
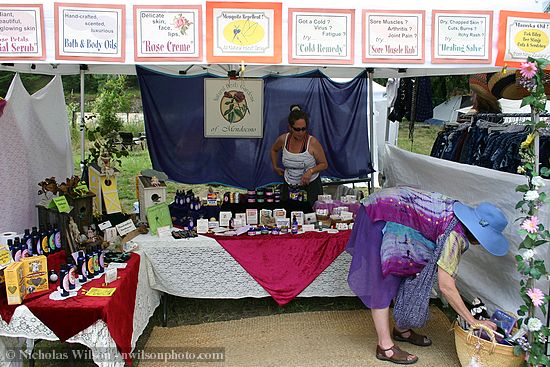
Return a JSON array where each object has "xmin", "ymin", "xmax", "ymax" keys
[{"xmin": 204, "ymin": 78, "xmax": 263, "ymax": 138}]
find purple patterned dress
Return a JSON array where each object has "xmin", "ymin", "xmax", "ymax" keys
[{"xmin": 346, "ymin": 186, "xmax": 467, "ymax": 309}]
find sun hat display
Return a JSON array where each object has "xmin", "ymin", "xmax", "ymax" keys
[
  {"xmin": 453, "ymin": 202, "xmax": 509, "ymax": 256},
  {"xmin": 469, "ymin": 73, "xmax": 498, "ymax": 103},
  {"xmin": 487, "ymin": 71, "xmax": 530, "ymax": 100}
]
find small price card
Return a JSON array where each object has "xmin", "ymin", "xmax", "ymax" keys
[
  {"xmin": 84, "ymin": 287, "xmax": 117, "ymax": 297},
  {"xmin": 48, "ymin": 196, "xmax": 71, "ymax": 213}
]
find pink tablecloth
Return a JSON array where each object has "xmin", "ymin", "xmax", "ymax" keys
[{"xmin": 211, "ymin": 231, "xmax": 351, "ymax": 305}]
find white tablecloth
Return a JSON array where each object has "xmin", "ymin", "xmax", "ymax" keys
[
  {"xmin": 0, "ymin": 251, "xmax": 161, "ymax": 367},
  {"xmin": 134, "ymin": 233, "xmax": 355, "ymax": 299}
]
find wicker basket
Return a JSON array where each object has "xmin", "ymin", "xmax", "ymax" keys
[{"xmin": 454, "ymin": 323, "xmax": 523, "ymax": 367}]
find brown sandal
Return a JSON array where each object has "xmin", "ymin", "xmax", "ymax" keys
[
  {"xmin": 376, "ymin": 344, "xmax": 418, "ymax": 365},
  {"xmin": 393, "ymin": 328, "xmax": 432, "ymax": 347}
]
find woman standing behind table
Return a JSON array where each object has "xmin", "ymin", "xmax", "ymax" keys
[{"xmin": 270, "ymin": 105, "xmax": 328, "ymax": 205}]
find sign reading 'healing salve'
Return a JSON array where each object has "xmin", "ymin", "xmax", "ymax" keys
[
  {"xmin": 134, "ymin": 5, "xmax": 202, "ymax": 61},
  {"xmin": 432, "ymin": 10, "xmax": 492, "ymax": 63},
  {"xmin": 55, "ymin": 3, "xmax": 125, "ymax": 62},
  {"xmin": 0, "ymin": 5, "xmax": 45, "ymax": 60}
]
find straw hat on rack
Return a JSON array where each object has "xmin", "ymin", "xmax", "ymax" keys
[
  {"xmin": 487, "ymin": 71, "xmax": 530, "ymax": 100},
  {"xmin": 469, "ymin": 73, "xmax": 497, "ymax": 102}
]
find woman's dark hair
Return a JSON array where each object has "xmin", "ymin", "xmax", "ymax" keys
[{"xmin": 288, "ymin": 104, "xmax": 309, "ymax": 126}]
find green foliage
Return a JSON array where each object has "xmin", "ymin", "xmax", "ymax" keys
[{"xmin": 92, "ymin": 75, "xmax": 130, "ymax": 135}]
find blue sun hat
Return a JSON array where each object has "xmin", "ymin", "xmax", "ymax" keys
[{"xmin": 453, "ymin": 202, "xmax": 509, "ymax": 256}]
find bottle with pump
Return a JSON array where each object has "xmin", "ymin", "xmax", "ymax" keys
[{"xmin": 291, "ymin": 215, "xmax": 299, "ymax": 235}]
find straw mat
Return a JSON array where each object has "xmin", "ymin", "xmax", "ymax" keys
[{"xmin": 142, "ymin": 306, "xmax": 460, "ymax": 367}]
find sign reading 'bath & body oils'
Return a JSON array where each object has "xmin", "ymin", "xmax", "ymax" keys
[
  {"xmin": 54, "ymin": 3, "xmax": 125, "ymax": 62},
  {"xmin": 0, "ymin": 4, "xmax": 45, "ymax": 60},
  {"xmin": 134, "ymin": 5, "xmax": 202, "ymax": 62}
]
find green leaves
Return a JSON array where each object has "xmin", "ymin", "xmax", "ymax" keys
[{"xmin": 516, "ymin": 184, "xmax": 530, "ymax": 193}]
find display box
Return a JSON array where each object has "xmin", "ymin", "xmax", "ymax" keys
[
  {"xmin": 290, "ymin": 211, "xmax": 304, "ymax": 225},
  {"xmin": 219, "ymin": 211, "xmax": 232, "ymax": 227},
  {"xmin": 22, "ymin": 255, "xmax": 49, "ymax": 296},
  {"xmin": 4, "ymin": 262, "xmax": 25, "ymax": 305},
  {"xmin": 246, "ymin": 209, "xmax": 258, "ymax": 225}
]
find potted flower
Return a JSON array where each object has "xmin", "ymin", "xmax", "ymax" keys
[{"xmin": 513, "ymin": 57, "xmax": 550, "ymax": 366}]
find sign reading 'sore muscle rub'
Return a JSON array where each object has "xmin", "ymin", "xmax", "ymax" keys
[
  {"xmin": 363, "ymin": 10, "xmax": 425, "ymax": 64},
  {"xmin": 134, "ymin": 5, "xmax": 202, "ymax": 62},
  {"xmin": 0, "ymin": 5, "xmax": 45, "ymax": 60},
  {"xmin": 54, "ymin": 3, "xmax": 125, "ymax": 62}
]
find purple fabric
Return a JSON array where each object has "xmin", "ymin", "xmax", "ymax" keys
[{"xmin": 346, "ymin": 205, "xmax": 402, "ymax": 309}]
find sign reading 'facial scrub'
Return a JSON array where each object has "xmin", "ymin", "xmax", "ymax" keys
[
  {"xmin": 432, "ymin": 11, "xmax": 492, "ymax": 63},
  {"xmin": 363, "ymin": 10, "xmax": 425, "ymax": 63},
  {"xmin": 55, "ymin": 3, "xmax": 125, "ymax": 62},
  {"xmin": 0, "ymin": 5, "xmax": 45, "ymax": 60},
  {"xmin": 289, "ymin": 9, "xmax": 354, "ymax": 64},
  {"xmin": 134, "ymin": 6, "xmax": 202, "ymax": 61},
  {"xmin": 204, "ymin": 78, "xmax": 263, "ymax": 138},
  {"xmin": 496, "ymin": 11, "xmax": 550, "ymax": 68}
]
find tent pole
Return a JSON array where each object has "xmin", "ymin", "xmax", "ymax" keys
[
  {"xmin": 79, "ymin": 66, "xmax": 86, "ymax": 171},
  {"xmin": 367, "ymin": 68, "xmax": 374, "ymax": 193}
]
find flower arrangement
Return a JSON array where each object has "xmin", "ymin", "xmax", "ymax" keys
[
  {"xmin": 513, "ymin": 56, "xmax": 550, "ymax": 366},
  {"xmin": 173, "ymin": 14, "xmax": 192, "ymax": 36}
]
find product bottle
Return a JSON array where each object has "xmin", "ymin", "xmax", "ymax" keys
[
  {"xmin": 291, "ymin": 215, "xmax": 299, "ymax": 235},
  {"xmin": 21, "ymin": 229, "xmax": 32, "ymax": 257},
  {"xmin": 53, "ymin": 225, "xmax": 62, "ymax": 252},
  {"xmin": 48, "ymin": 225, "xmax": 56, "ymax": 253},
  {"xmin": 7, "ymin": 239, "xmax": 14, "ymax": 261},
  {"xmin": 59, "ymin": 266, "xmax": 69, "ymax": 297},
  {"xmin": 66, "ymin": 257, "xmax": 76, "ymax": 290},
  {"xmin": 97, "ymin": 246, "xmax": 105, "ymax": 273},
  {"xmin": 92, "ymin": 248, "xmax": 100, "ymax": 274},
  {"xmin": 86, "ymin": 250, "xmax": 95, "ymax": 279},
  {"xmin": 77, "ymin": 250, "xmax": 87, "ymax": 283},
  {"xmin": 33, "ymin": 233, "xmax": 42, "ymax": 256},
  {"xmin": 13, "ymin": 237, "xmax": 22, "ymax": 262},
  {"xmin": 28, "ymin": 227, "xmax": 38, "ymax": 256},
  {"xmin": 40, "ymin": 225, "xmax": 50, "ymax": 255}
]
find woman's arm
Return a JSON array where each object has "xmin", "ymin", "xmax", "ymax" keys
[
  {"xmin": 271, "ymin": 135, "xmax": 285, "ymax": 176},
  {"xmin": 301, "ymin": 137, "xmax": 328, "ymax": 184},
  {"xmin": 438, "ymin": 267, "xmax": 497, "ymax": 330}
]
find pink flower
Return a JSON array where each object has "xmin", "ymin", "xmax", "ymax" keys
[
  {"xmin": 520, "ymin": 62, "xmax": 538, "ymax": 79},
  {"xmin": 521, "ymin": 216, "xmax": 539, "ymax": 233},
  {"xmin": 174, "ymin": 17, "xmax": 185, "ymax": 29},
  {"xmin": 527, "ymin": 288, "xmax": 545, "ymax": 307}
]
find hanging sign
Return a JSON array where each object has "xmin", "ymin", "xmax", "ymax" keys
[
  {"xmin": 362, "ymin": 10, "xmax": 425, "ymax": 64},
  {"xmin": 288, "ymin": 8, "xmax": 354, "ymax": 65},
  {"xmin": 54, "ymin": 3, "xmax": 125, "ymax": 62},
  {"xmin": 204, "ymin": 78, "xmax": 263, "ymax": 138},
  {"xmin": 206, "ymin": 1, "xmax": 282, "ymax": 64},
  {"xmin": 134, "ymin": 5, "xmax": 202, "ymax": 62},
  {"xmin": 0, "ymin": 4, "xmax": 45, "ymax": 60},
  {"xmin": 496, "ymin": 11, "xmax": 550, "ymax": 68},
  {"xmin": 432, "ymin": 10, "xmax": 492, "ymax": 64}
]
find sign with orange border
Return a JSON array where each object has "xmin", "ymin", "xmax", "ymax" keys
[
  {"xmin": 496, "ymin": 11, "xmax": 550, "ymax": 69},
  {"xmin": 206, "ymin": 1, "xmax": 282, "ymax": 64},
  {"xmin": 0, "ymin": 4, "xmax": 45, "ymax": 60},
  {"xmin": 288, "ymin": 8, "xmax": 354, "ymax": 65},
  {"xmin": 431, "ymin": 10, "xmax": 492, "ymax": 64},
  {"xmin": 362, "ymin": 10, "xmax": 424, "ymax": 64},
  {"xmin": 54, "ymin": 2, "xmax": 125, "ymax": 62},
  {"xmin": 134, "ymin": 5, "xmax": 202, "ymax": 62}
]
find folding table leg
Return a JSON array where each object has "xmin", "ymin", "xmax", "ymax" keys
[{"xmin": 162, "ymin": 292, "xmax": 169, "ymax": 327}]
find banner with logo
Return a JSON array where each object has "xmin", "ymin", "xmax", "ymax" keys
[{"xmin": 204, "ymin": 78, "xmax": 263, "ymax": 138}]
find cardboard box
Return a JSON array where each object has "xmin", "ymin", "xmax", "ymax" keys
[
  {"xmin": 22, "ymin": 256, "xmax": 49, "ymax": 296},
  {"xmin": 4, "ymin": 262, "xmax": 25, "ymax": 305}
]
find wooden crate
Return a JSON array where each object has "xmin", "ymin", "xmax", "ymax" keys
[{"xmin": 65, "ymin": 192, "xmax": 96, "ymax": 232}]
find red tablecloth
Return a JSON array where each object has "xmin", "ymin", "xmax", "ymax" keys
[
  {"xmin": 212, "ymin": 230, "xmax": 351, "ymax": 305},
  {"xmin": 0, "ymin": 252, "xmax": 140, "ymax": 366}
]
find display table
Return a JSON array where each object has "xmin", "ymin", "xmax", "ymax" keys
[
  {"xmin": 135, "ymin": 232, "xmax": 354, "ymax": 301},
  {"xmin": 0, "ymin": 251, "xmax": 160, "ymax": 367}
]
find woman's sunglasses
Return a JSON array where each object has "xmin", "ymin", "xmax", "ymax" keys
[{"xmin": 292, "ymin": 126, "xmax": 307, "ymax": 132}]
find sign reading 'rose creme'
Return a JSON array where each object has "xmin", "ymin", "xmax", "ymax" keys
[{"xmin": 204, "ymin": 78, "xmax": 263, "ymax": 138}]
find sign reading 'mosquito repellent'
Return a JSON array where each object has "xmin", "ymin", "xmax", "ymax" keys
[
  {"xmin": 134, "ymin": 5, "xmax": 202, "ymax": 62},
  {"xmin": 363, "ymin": 10, "xmax": 425, "ymax": 64},
  {"xmin": 496, "ymin": 11, "xmax": 550, "ymax": 68},
  {"xmin": 54, "ymin": 3, "xmax": 125, "ymax": 62},
  {"xmin": 289, "ymin": 8, "xmax": 354, "ymax": 65},
  {"xmin": 0, "ymin": 4, "xmax": 45, "ymax": 60}
]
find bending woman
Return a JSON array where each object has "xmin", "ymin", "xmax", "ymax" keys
[{"xmin": 347, "ymin": 186, "xmax": 509, "ymax": 364}]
